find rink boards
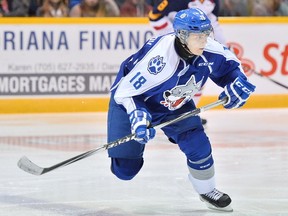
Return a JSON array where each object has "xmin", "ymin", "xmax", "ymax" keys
[{"xmin": 0, "ymin": 17, "xmax": 287, "ymax": 113}]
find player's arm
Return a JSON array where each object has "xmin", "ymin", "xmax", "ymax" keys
[
  {"xmin": 113, "ymin": 58, "xmax": 157, "ymax": 144},
  {"xmin": 116, "ymin": 60, "xmax": 165, "ymax": 144},
  {"xmin": 219, "ymin": 75, "xmax": 255, "ymax": 109},
  {"xmin": 113, "ymin": 36, "xmax": 178, "ymax": 143},
  {"xmin": 114, "ymin": 36, "xmax": 175, "ymax": 113},
  {"xmin": 113, "ymin": 53, "xmax": 166, "ymax": 144},
  {"xmin": 210, "ymin": 50, "xmax": 256, "ymax": 109}
]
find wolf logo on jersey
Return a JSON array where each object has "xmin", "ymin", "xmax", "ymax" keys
[
  {"xmin": 147, "ymin": 55, "xmax": 166, "ymax": 75},
  {"xmin": 160, "ymin": 75, "xmax": 203, "ymax": 110}
]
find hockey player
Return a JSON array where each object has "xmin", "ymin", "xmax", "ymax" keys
[
  {"xmin": 107, "ymin": 8, "xmax": 255, "ymax": 212},
  {"xmin": 148, "ymin": 0, "xmax": 227, "ymax": 121}
]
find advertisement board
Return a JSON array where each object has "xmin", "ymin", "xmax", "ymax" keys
[{"xmin": 0, "ymin": 17, "xmax": 287, "ymax": 113}]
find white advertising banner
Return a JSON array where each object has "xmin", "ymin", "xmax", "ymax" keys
[
  {"xmin": 0, "ymin": 18, "xmax": 287, "ymax": 98},
  {"xmin": 0, "ymin": 21, "xmax": 153, "ymax": 97},
  {"xmin": 212, "ymin": 21, "xmax": 288, "ymax": 95}
]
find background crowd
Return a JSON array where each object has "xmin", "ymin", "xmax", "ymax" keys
[{"xmin": 0, "ymin": 0, "xmax": 287, "ymax": 17}]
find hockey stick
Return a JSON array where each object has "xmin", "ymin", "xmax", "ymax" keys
[
  {"xmin": 17, "ymin": 97, "xmax": 227, "ymax": 176},
  {"xmin": 244, "ymin": 66, "xmax": 288, "ymax": 90}
]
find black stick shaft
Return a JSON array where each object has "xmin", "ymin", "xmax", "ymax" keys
[
  {"xmin": 244, "ymin": 66, "xmax": 288, "ymax": 90},
  {"xmin": 17, "ymin": 97, "xmax": 227, "ymax": 175}
]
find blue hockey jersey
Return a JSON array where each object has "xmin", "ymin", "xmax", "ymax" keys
[{"xmin": 110, "ymin": 34, "xmax": 246, "ymax": 126}]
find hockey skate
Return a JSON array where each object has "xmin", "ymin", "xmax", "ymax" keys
[{"xmin": 200, "ymin": 188, "xmax": 233, "ymax": 212}]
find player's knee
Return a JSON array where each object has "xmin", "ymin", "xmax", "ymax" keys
[
  {"xmin": 110, "ymin": 158, "xmax": 144, "ymax": 180},
  {"xmin": 187, "ymin": 154, "xmax": 215, "ymax": 180},
  {"xmin": 187, "ymin": 154, "xmax": 214, "ymax": 171}
]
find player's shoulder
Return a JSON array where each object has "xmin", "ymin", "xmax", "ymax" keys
[
  {"xmin": 204, "ymin": 37, "xmax": 237, "ymax": 60},
  {"xmin": 204, "ymin": 37, "xmax": 226, "ymax": 53},
  {"xmin": 145, "ymin": 33, "xmax": 175, "ymax": 49},
  {"xmin": 130, "ymin": 33, "xmax": 176, "ymax": 65},
  {"xmin": 137, "ymin": 34, "xmax": 179, "ymax": 73}
]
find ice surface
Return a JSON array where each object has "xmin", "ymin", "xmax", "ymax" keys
[{"xmin": 0, "ymin": 109, "xmax": 287, "ymax": 216}]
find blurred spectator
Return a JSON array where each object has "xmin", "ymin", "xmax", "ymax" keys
[
  {"xmin": 120, "ymin": 0, "xmax": 151, "ymax": 17},
  {"xmin": 0, "ymin": 0, "xmax": 9, "ymax": 15},
  {"xmin": 145, "ymin": 0, "xmax": 160, "ymax": 7},
  {"xmin": 28, "ymin": 0, "xmax": 43, "ymax": 16},
  {"xmin": 220, "ymin": 0, "xmax": 250, "ymax": 16},
  {"xmin": 1, "ymin": 0, "xmax": 286, "ymax": 17},
  {"xmin": 0, "ymin": 0, "xmax": 30, "ymax": 16},
  {"xmin": 69, "ymin": 0, "xmax": 80, "ymax": 8},
  {"xmin": 251, "ymin": 0, "xmax": 288, "ymax": 16},
  {"xmin": 69, "ymin": 0, "xmax": 120, "ymax": 17},
  {"xmin": 148, "ymin": 0, "xmax": 227, "ymax": 45},
  {"xmin": 0, "ymin": 3, "xmax": 4, "ymax": 15},
  {"xmin": 251, "ymin": 0, "xmax": 275, "ymax": 16},
  {"xmin": 274, "ymin": 0, "xmax": 288, "ymax": 15},
  {"xmin": 36, "ymin": 0, "xmax": 69, "ymax": 17}
]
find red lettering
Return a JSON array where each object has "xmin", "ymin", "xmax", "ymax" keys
[
  {"xmin": 281, "ymin": 45, "xmax": 288, "ymax": 75},
  {"xmin": 262, "ymin": 43, "xmax": 278, "ymax": 76}
]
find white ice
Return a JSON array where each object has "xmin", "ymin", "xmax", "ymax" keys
[{"xmin": 0, "ymin": 108, "xmax": 287, "ymax": 216}]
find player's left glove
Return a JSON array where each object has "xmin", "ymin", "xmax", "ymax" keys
[
  {"xmin": 219, "ymin": 76, "xmax": 256, "ymax": 109},
  {"xmin": 129, "ymin": 108, "xmax": 156, "ymax": 144}
]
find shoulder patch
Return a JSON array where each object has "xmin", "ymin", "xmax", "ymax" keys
[{"xmin": 147, "ymin": 55, "xmax": 166, "ymax": 75}]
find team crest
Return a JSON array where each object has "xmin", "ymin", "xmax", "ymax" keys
[
  {"xmin": 160, "ymin": 76, "xmax": 203, "ymax": 110},
  {"xmin": 147, "ymin": 55, "xmax": 166, "ymax": 75}
]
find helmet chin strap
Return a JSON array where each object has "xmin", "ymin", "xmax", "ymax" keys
[
  {"xmin": 174, "ymin": 37, "xmax": 195, "ymax": 61},
  {"xmin": 182, "ymin": 43, "xmax": 194, "ymax": 56}
]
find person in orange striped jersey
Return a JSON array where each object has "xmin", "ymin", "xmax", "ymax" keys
[{"xmin": 148, "ymin": 0, "xmax": 226, "ymax": 44}]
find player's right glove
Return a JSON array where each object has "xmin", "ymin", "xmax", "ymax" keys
[
  {"xmin": 219, "ymin": 76, "xmax": 256, "ymax": 109},
  {"xmin": 129, "ymin": 108, "xmax": 156, "ymax": 145}
]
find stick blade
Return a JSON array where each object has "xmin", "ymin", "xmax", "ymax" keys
[{"xmin": 17, "ymin": 156, "xmax": 44, "ymax": 176}]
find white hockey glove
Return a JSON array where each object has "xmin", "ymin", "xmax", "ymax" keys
[
  {"xmin": 219, "ymin": 76, "xmax": 256, "ymax": 109},
  {"xmin": 129, "ymin": 108, "xmax": 156, "ymax": 145}
]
